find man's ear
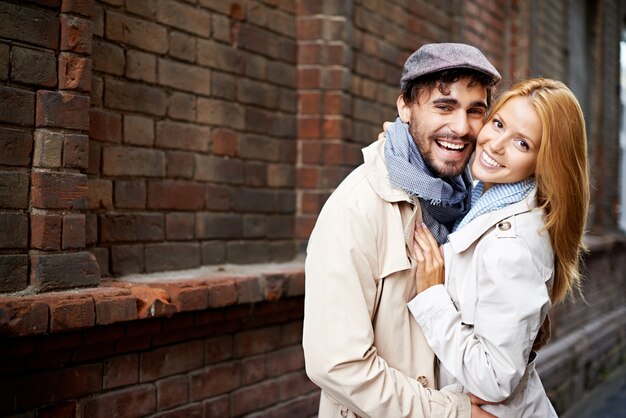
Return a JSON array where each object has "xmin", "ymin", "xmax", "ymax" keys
[{"xmin": 396, "ymin": 95, "xmax": 411, "ymax": 123}]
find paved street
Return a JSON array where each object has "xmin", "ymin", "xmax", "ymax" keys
[{"xmin": 562, "ymin": 363, "xmax": 626, "ymax": 418}]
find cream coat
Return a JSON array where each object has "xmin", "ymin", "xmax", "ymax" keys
[
  {"xmin": 408, "ymin": 192, "xmax": 558, "ymax": 417},
  {"xmin": 303, "ymin": 138, "xmax": 471, "ymax": 418}
]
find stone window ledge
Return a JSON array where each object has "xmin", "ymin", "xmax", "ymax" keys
[{"xmin": 0, "ymin": 260, "xmax": 305, "ymax": 337}]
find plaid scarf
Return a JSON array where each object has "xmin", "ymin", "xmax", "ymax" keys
[{"xmin": 384, "ymin": 118, "xmax": 472, "ymax": 244}]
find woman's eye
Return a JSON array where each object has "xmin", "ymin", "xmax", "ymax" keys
[
  {"xmin": 492, "ymin": 119, "xmax": 503, "ymax": 129},
  {"xmin": 515, "ymin": 139, "xmax": 529, "ymax": 150}
]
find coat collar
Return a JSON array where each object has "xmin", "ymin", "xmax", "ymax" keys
[
  {"xmin": 363, "ymin": 138, "xmax": 413, "ymax": 204},
  {"xmin": 447, "ymin": 189, "xmax": 537, "ymax": 254}
]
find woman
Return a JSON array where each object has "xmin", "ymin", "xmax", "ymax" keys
[{"xmin": 407, "ymin": 78, "xmax": 589, "ymax": 417}]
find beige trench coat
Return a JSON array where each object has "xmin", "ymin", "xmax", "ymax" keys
[{"xmin": 303, "ymin": 138, "xmax": 470, "ymax": 418}]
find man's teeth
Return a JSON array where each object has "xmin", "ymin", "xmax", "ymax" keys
[
  {"xmin": 437, "ymin": 140, "xmax": 465, "ymax": 151},
  {"xmin": 481, "ymin": 151, "xmax": 503, "ymax": 168}
]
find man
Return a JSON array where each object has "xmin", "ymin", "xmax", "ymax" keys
[{"xmin": 302, "ymin": 43, "xmax": 500, "ymax": 417}]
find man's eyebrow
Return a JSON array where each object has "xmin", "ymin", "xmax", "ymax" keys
[{"xmin": 431, "ymin": 98, "xmax": 488, "ymax": 109}]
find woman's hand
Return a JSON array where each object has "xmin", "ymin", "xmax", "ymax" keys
[
  {"xmin": 413, "ymin": 222, "xmax": 445, "ymax": 293},
  {"xmin": 377, "ymin": 121, "xmax": 393, "ymax": 140},
  {"xmin": 469, "ymin": 393, "xmax": 498, "ymax": 418}
]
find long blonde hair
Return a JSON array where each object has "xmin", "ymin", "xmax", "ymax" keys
[{"xmin": 487, "ymin": 78, "xmax": 590, "ymax": 304}]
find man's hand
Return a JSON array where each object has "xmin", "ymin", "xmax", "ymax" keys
[{"xmin": 469, "ymin": 393, "xmax": 497, "ymax": 418}]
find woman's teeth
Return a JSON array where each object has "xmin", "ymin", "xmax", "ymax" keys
[{"xmin": 481, "ymin": 151, "xmax": 503, "ymax": 168}]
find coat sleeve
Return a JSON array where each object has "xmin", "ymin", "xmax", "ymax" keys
[
  {"xmin": 407, "ymin": 236, "xmax": 552, "ymax": 402},
  {"xmin": 303, "ymin": 201, "xmax": 471, "ymax": 418}
]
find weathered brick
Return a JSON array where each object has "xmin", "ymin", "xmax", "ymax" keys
[
  {"xmin": 196, "ymin": 213, "xmax": 242, "ymax": 239},
  {"xmin": 244, "ymin": 162, "xmax": 267, "ymax": 186},
  {"xmin": 63, "ymin": 134, "xmax": 89, "ymax": 169},
  {"xmin": 169, "ymin": 31, "xmax": 196, "ymax": 63},
  {"xmin": 106, "ymin": 11, "xmax": 168, "ymax": 53},
  {"xmin": 33, "ymin": 129, "xmax": 63, "ymax": 168},
  {"xmin": 201, "ymin": 241, "xmax": 226, "ymax": 265},
  {"xmin": 104, "ymin": 354, "xmax": 139, "ymax": 389},
  {"xmin": 267, "ymin": 215, "xmax": 294, "ymax": 238},
  {"xmin": 11, "ymin": 46, "xmax": 56, "ymax": 87},
  {"xmin": 49, "ymin": 296, "xmax": 95, "ymax": 332},
  {"xmin": 30, "ymin": 252, "xmax": 100, "ymax": 291},
  {"xmin": 211, "ymin": 71, "xmax": 237, "ymax": 100},
  {"xmin": 141, "ymin": 341, "xmax": 204, "ymax": 382},
  {"xmin": 244, "ymin": 214, "xmax": 267, "ymax": 238},
  {"xmin": 92, "ymin": 39, "xmax": 125, "ymax": 75},
  {"xmin": 166, "ymin": 151, "xmax": 194, "ymax": 179},
  {"xmin": 268, "ymin": 164, "xmax": 295, "ymax": 188},
  {"xmin": 82, "ymin": 385, "xmax": 156, "ymax": 418},
  {"xmin": 0, "ymin": 3, "xmax": 59, "ymax": 49},
  {"xmin": 59, "ymin": 53, "xmax": 92, "ymax": 91},
  {"xmin": 196, "ymin": 98, "xmax": 244, "ymax": 129},
  {"xmin": 197, "ymin": 39, "xmax": 243, "ymax": 73},
  {"xmin": 62, "ymin": 213, "xmax": 85, "ymax": 249},
  {"xmin": 0, "ymin": 299, "xmax": 48, "ymax": 336},
  {"xmin": 231, "ymin": 380, "xmax": 280, "ymax": 416},
  {"xmin": 155, "ymin": 121, "xmax": 210, "ymax": 152},
  {"xmin": 166, "ymin": 212, "xmax": 195, "ymax": 240},
  {"xmin": 239, "ymin": 134, "xmax": 279, "ymax": 161},
  {"xmin": 32, "ymin": 171, "xmax": 87, "ymax": 210},
  {"xmin": 167, "ymin": 92, "xmax": 196, "ymax": 121},
  {"xmin": 61, "ymin": 0, "xmax": 95, "ymax": 17},
  {"xmin": 147, "ymin": 180, "xmax": 204, "ymax": 210},
  {"xmin": 125, "ymin": 0, "xmax": 156, "ymax": 18},
  {"xmin": 145, "ymin": 243, "xmax": 201, "ymax": 272},
  {"xmin": 61, "ymin": 15, "xmax": 92, "ymax": 54},
  {"xmin": 14, "ymin": 364, "xmax": 101, "ymax": 409},
  {"xmin": 94, "ymin": 295, "xmax": 137, "ymax": 325},
  {"xmin": 157, "ymin": 375, "xmax": 189, "ymax": 410},
  {"xmin": 100, "ymin": 214, "xmax": 164, "ymax": 242},
  {"xmin": 114, "ymin": 180, "xmax": 146, "ymax": 209},
  {"xmin": 126, "ymin": 49, "xmax": 157, "ymax": 83},
  {"xmin": 91, "ymin": 75, "xmax": 103, "ymax": 106},
  {"xmin": 212, "ymin": 128, "xmax": 238, "ymax": 157},
  {"xmin": 227, "ymin": 241, "xmax": 270, "ymax": 264},
  {"xmin": 36, "ymin": 91, "xmax": 90, "ymax": 130},
  {"xmin": 194, "ymin": 154, "xmax": 243, "ymax": 184},
  {"xmin": 232, "ymin": 188, "xmax": 276, "ymax": 213},
  {"xmin": 90, "ymin": 247, "xmax": 109, "ymax": 276},
  {"xmin": 207, "ymin": 280, "xmax": 237, "ymax": 308},
  {"xmin": 124, "ymin": 115, "xmax": 154, "ymax": 146},
  {"xmin": 189, "ymin": 363, "xmax": 241, "ymax": 401},
  {"xmin": 85, "ymin": 213, "xmax": 97, "ymax": 245},
  {"xmin": 111, "ymin": 244, "xmax": 144, "ymax": 275},
  {"xmin": 105, "ymin": 78, "xmax": 167, "ymax": 115},
  {"xmin": 238, "ymin": 78, "xmax": 279, "ymax": 108},
  {"xmin": 0, "ymin": 43, "xmax": 9, "ymax": 80},
  {"xmin": 156, "ymin": 0, "xmax": 211, "ymax": 36},
  {"xmin": 31, "ymin": 213, "xmax": 62, "ymax": 250},
  {"xmin": 38, "ymin": 401, "xmax": 78, "ymax": 418},
  {"xmin": 271, "ymin": 240, "xmax": 297, "ymax": 262},
  {"xmin": 102, "ymin": 146, "xmax": 165, "ymax": 177},
  {"xmin": 202, "ymin": 395, "xmax": 229, "ymax": 418},
  {"xmin": 0, "ymin": 86, "xmax": 35, "ymax": 126},
  {"xmin": 0, "ymin": 255, "xmax": 28, "ymax": 292},
  {"xmin": 87, "ymin": 178, "xmax": 113, "ymax": 210},
  {"xmin": 158, "ymin": 58, "xmax": 211, "ymax": 95},
  {"xmin": 212, "ymin": 13, "xmax": 230, "ymax": 43},
  {"xmin": 87, "ymin": 139, "xmax": 100, "ymax": 175},
  {"xmin": 205, "ymin": 184, "xmax": 231, "ymax": 211},
  {"xmin": 0, "ymin": 171, "xmax": 29, "ymax": 209}
]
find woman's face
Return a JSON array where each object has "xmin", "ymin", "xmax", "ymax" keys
[{"xmin": 471, "ymin": 96, "xmax": 542, "ymax": 190}]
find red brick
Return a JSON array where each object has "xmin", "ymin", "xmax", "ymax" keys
[
  {"xmin": 105, "ymin": 78, "xmax": 167, "ymax": 116},
  {"xmin": 100, "ymin": 213, "xmax": 165, "ymax": 242},
  {"xmin": 60, "ymin": 15, "xmax": 92, "ymax": 54},
  {"xmin": 141, "ymin": 340, "xmax": 204, "ymax": 382},
  {"xmin": 235, "ymin": 276, "xmax": 263, "ymax": 304},
  {"xmin": 196, "ymin": 98, "xmax": 244, "ymax": 129},
  {"xmin": 14, "ymin": 364, "xmax": 102, "ymax": 409},
  {"xmin": 278, "ymin": 371, "xmax": 318, "ymax": 401},
  {"xmin": 144, "ymin": 243, "xmax": 201, "ymax": 272},
  {"xmin": 87, "ymin": 139, "xmax": 100, "ymax": 174},
  {"xmin": 238, "ymin": 79, "xmax": 278, "ymax": 108},
  {"xmin": 205, "ymin": 334, "xmax": 233, "ymax": 364},
  {"xmin": 89, "ymin": 108, "xmax": 122, "ymax": 143},
  {"xmin": 87, "ymin": 178, "xmax": 113, "ymax": 210},
  {"xmin": 82, "ymin": 384, "xmax": 156, "ymax": 418},
  {"xmin": 49, "ymin": 296, "xmax": 95, "ymax": 332},
  {"xmin": 0, "ymin": 3, "xmax": 59, "ymax": 49},
  {"xmin": 159, "ymin": 58, "xmax": 211, "ymax": 95},
  {"xmin": 36, "ymin": 90, "xmax": 89, "ymax": 130},
  {"xmin": 94, "ymin": 295, "xmax": 137, "ymax": 325},
  {"xmin": 189, "ymin": 362, "xmax": 241, "ymax": 401},
  {"xmin": 103, "ymin": 146, "xmax": 165, "ymax": 177},
  {"xmin": 212, "ymin": 71, "xmax": 237, "ymax": 100},
  {"xmin": 156, "ymin": 375, "xmax": 189, "ymax": 410},
  {"xmin": 0, "ymin": 255, "xmax": 28, "ymax": 293},
  {"xmin": 0, "ymin": 86, "xmax": 35, "ymax": 127},
  {"xmin": 59, "ymin": 53, "xmax": 92, "ymax": 91},
  {"xmin": 0, "ymin": 171, "xmax": 29, "ymax": 209},
  {"xmin": 0, "ymin": 299, "xmax": 48, "ymax": 336},
  {"xmin": 63, "ymin": 133, "xmax": 89, "ymax": 169},
  {"xmin": 204, "ymin": 395, "xmax": 231, "ymax": 417},
  {"xmin": 39, "ymin": 401, "xmax": 77, "ymax": 418},
  {"xmin": 152, "ymin": 404, "xmax": 202, "ymax": 418},
  {"xmin": 156, "ymin": 0, "xmax": 211, "ymax": 37},
  {"xmin": 104, "ymin": 353, "xmax": 139, "ymax": 389},
  {"xmin": 30, "ymin": 252, "xmax": 100, "ymax": 291},
  {"xmin": 166, "ymin": 212, "xmax": 195, "ymax": 240},
  {"xmin": 234, "ymin": 326, "xmax": 282, "ymax": 357},
  {"xmin": 147, "ymin": 180, "xmax": 204, "ymax": 210},
  {"xmin": 92, "ymin": 39, "xmax": 125, "ymax": 75},
  {"xmin": 267, "ymin": 392, "xmax": 320, "ymax": 418},
  {"xmin": 123, "ymin": 114, "xmax": 154, "ymax": 146},
  {"xmin": 155, "ymin": 120, "xmax": 211, "ymax": 152},
  {"xmin": 126, "ymin": 49, "xmax": 157, "ymax": 83},
  {"xmin": 167, "ymin": 91, "xmax": 196, "ymax": 121},
  {"xmin": 205, "ymin": 184, "xmax": 231, "ymax": 211},
  {"xmin": 162, "ymin": 285, "xmax": 208, "ymax": 312},
  {"xmin": 62, "ymin": 213, "xmax": 85, "ymax": 249},
  {"xmin": 169, "ymin": 31, "xmax": 196, "ymax": 63},
  {"xmin": 125, "ymin": 0, "xmax": 155, "ymax": 17},
  {"xmin": 166, "ymin": 151, "xmax": 194, "ymax": 179},
  {"xmin": 114, "ymin": 180, "xmax": 146, "ymax": 209},
  {"xmin": 106, "ymin": 11, "xmax": 167, "ymax": 53},
  {"xmin": 197, "ymin": 39, "xmax": 243, "ymax": 73},
  {"xmin": 232, "ymin": 380, "xmax": 280, "ymax": 416},
  {"xmin": 194, "ymin": 154, "xmax": 244, "ymax": 184},
  {"xmin": 212, "ymin": 14, "xmax": 230, "ymax": 43},
  {"xmin": 266, "ymin": 346, "xmax": 305, "ymax": 377},
  {"xmin": 32, "ymin": 171, "xmax": 87, "ymax": 210},
  {"xmin": 242, "ymin": 355, "xmax": 267, "ymax": 385},
  {"xmin": 0, "ymin": 127, "xmax": 32, "ymax": 166},
  {"xmin": 11, "ymin": 46, "xmax": 56, "ymax": 87},
  {"xmin": 30, "ymin": 213, "xmax": 61, "ymax": 250},
  {"xmin": 62, "ymin": 0, "xmax": 94, "ymax": 16},
  {"xmin": 207, "ymin": 279, "xmax": 237, "ymax": 308},
  {"xmin": 115, "ymin": 283, "xmax": 175, "ymax": 319},
  {"xmin": 212, "ymin": 128, "xmax": 238, "ymax": 157}
]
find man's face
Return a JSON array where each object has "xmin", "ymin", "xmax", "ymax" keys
[{"xmin": 397, "ymin": 77, "xmax": 488, "ymax": 178}]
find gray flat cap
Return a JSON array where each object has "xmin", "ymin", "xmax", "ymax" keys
[{"xmin": 400, "ymin": 43, "xmax": 501, "ymax": 91}]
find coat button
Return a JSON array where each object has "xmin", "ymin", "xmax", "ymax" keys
[
  {"xmin": 416, "ymin": 375, "xmax": 428, "ymax": 387},
  {"xmin": 497, "ymin": 221, "xmax": 511, "ymax": 231}
]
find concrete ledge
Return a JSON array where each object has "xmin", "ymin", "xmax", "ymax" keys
[{"xmin": 0, "ymin": 260, "xmax": 305, "ymax": 337}]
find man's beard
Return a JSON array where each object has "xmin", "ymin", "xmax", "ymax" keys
[{"xmin": 411, "ymin": 128, "xmax": 475, "ymax": 178}]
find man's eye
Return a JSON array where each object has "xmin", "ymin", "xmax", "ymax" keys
[{"xmin": 436, "ymin": 105, "xmax": 451, "ymax": 111}]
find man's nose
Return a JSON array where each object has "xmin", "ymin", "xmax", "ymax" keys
[{"xmin": 450, "ymin": 111, "xmax": 470, "ymax": 138}]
